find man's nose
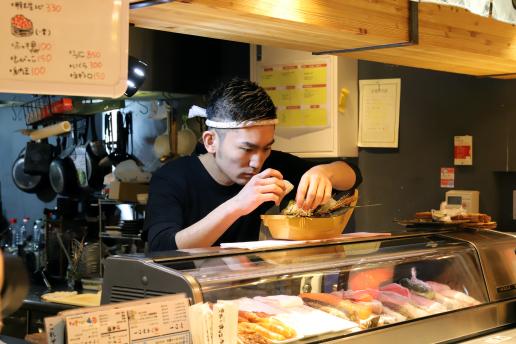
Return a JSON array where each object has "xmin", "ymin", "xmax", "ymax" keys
[{"xmin": 249, "ymin": 152, "xmax": 266, "ymax": 169}]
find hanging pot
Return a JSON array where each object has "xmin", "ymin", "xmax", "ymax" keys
[
  {"xmin": 177, "ymin": 122, "xmax": 197, "ymax": 156},
  {"xmin": 12, "ymin": 148, "xmax": 45, "ymax": 193}
]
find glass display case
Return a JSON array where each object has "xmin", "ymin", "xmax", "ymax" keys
[{"xmin": 101, "ymin": 229, "xmax": 516, "ymax": 343}]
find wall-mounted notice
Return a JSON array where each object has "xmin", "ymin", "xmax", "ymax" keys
[
  {"xmin": 258, "ymin": 61, "xmax": 330, "ymax": 130},
  {"xmin": 0, "ymin": 0, "xmax": 129, "ymax": 97},
  {"xmin": 358, "ymin": 78, "xmax": 401, "ymax": 148},
  {"xmin": 440, "ymin": 167, "xmax": 455, "ymax": 188}
]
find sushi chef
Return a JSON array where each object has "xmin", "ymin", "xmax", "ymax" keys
[{"xmin": 144, "ymin": 78, "xmax": 362, "ymax": 251}]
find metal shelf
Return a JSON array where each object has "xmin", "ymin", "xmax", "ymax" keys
[{"xmin": 100, "ymin": 231, "xmax": 141, "ymax": 240}]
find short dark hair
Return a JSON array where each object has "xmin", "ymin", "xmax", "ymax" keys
[{"xmin": 206, "ymin": 78, "xmax": 276, "ymax": 123}]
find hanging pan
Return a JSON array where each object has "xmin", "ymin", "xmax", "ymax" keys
[
  {"xmin": 49, "ymin": 135, "xmax": 79, "ymax": 197},
  {"xmin": 12, "ymin": 147, "xmax": 45, "ymax": 193}
]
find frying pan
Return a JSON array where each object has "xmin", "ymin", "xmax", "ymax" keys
[
  {"xmin": 12, "ymin": 147, "xmax": 45, "ymax": 193},
  {"xmin": 85, "ymin": 116, "xmax": 109, "ymax": 190},
  {"xmin": 49, "ymin": 136, "xmax": 79, "ymax": 196}
]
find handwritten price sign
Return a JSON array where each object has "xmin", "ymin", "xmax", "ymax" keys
[{"xmin": 0, "ymin": 0, "xmax": 128, "ymax": 97}]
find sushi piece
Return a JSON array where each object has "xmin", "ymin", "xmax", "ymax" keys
[
  {"xmin": 379, "ymin": 306, "xmax": 407, "ymax": 325},
  {"xmin": 359, "ymin": 314, "xmax": 381, "ymax": 329},
  {"xmin": 399, "ymin": 267, "xmax": 435, "ymax": 299}
]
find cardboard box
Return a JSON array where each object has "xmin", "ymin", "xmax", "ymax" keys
[{"xmin": 108, "ymin": 180, "xmax": 149, "ymax": 202}]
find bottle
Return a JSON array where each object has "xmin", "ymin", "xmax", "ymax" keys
[
  {"xmin": 18, "ymin": 217, "xmax": 29, "ymax": 246},
  {"xmin": 8, "ymin": 218, "xmax": 17, "ymax": 249},
  {"xmin": 33, "ymin": 219, "xmax": 41, "ymax": 250}
]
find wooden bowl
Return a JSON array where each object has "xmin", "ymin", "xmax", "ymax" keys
[{"xmin": 261, "ymin": 212, "xmax": 352, "ymax": 240}]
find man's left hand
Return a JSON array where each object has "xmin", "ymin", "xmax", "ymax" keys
[{"xmin": 295, "ymin": 166, "xmax": 332, "ymax": 210}]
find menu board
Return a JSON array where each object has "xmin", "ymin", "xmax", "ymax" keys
[
  {"xmin": 45, "ymin": 294, "xmax": 190, "ymax": 344},
  {"xmin": 258, "ymin": 61, "xmax": 330, "ymax": 129},
  {"xmin": 0, "ymin": 0, "xmax": 129, "ymax": 97}
]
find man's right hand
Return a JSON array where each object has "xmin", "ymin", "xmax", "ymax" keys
[{"xmin": 231, "ymin": 168, "xmax": 286, "ymax": 215}]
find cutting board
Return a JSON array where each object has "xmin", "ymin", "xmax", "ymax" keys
[{"xmin": 42, "ymin": 291, "xmax": 101, "ymax": 307}]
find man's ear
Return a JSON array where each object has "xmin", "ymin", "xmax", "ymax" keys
[{"xmin": 202, "ymin": 130, "xmax": 217, "ymax": 154}]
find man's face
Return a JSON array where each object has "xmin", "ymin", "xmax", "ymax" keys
[{"xmin": 214, "ymin": 125, "xmax": 275, "ymax": 185}]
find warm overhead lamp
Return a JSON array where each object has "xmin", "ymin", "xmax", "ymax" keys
[{"xmin": 124, "ymin": 55, "xmax": 148, "ymax": 97}]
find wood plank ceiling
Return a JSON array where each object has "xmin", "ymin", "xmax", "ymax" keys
[{"xmin": 129, "ymin": 0, "xmax": 516, "ymax": 78}]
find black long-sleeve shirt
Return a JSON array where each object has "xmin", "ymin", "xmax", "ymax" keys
[{"xmin": 144, "ymin": 150, "xmax": 362, "ymax": 252}]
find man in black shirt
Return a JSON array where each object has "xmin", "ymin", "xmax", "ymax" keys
[{"xmin": 144, "ymin": 78, "xmax": 361, "ymax": 251}]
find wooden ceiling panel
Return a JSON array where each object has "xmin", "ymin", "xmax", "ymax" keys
[{"xmin": 129, "ymin": 0, "xmax": 516, "ymax": 78}]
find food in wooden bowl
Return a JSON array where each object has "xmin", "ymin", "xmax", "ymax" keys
[{"xmin": 262, "ymin": 191, "xmax": 358, "ymax": 240}]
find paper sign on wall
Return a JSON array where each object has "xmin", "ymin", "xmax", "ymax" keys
[
  {"xmin": 0, "ymin": 0, "xmax": 129, "ymax": 97},
  {"xmin": 440, "ymin": 167, "xmax": 455, "ymax": 188},
  {"xmin": 358, "ymin": 78, "xmax": 401, "ymax": 148},
  {"xmin": 454, "ymin": 135, "xmax": 473, "ymax": 165}
]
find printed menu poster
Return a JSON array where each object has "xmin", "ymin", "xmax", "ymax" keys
[
  {"xmin": 258, "ymin": 61, "xmax": 330, "ymax": 135},
  {"xmin": 0, "ymin": 0, "xmax": 128, "ymax": 97},
  {"xmin": 358, "ymin": 78, "xmax": 401, "ymax": 148}
]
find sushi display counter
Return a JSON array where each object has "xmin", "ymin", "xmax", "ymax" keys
[{"xmin": 101, "ymin": 229, "xmax": 516, "ymax": 343}]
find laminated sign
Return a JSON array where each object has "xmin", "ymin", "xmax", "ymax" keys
[{"xmin": 454, "ymin": 135, "xmax": 473, "ymax": 166}]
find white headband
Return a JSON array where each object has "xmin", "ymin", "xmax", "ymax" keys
[{"xmin": 188, "ymin": 105, "xmax": 278, "ymax": 129}]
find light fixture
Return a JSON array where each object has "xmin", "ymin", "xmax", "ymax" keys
[{"xmin": 124, "ymin": 55, "xmax": 148, "ymax": 97}]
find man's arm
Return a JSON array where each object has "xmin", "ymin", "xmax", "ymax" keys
[
  {"xmin": 296, "ymin": 161, "xmax": 359, "ymax": 210},
  {"xmin": 175, "ymin": 168, "xmax": 286, "ymax": 249}
]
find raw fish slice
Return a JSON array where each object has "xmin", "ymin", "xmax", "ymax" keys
[
  {"xmin": 409, "ymin": 292, "xmax": 447, "ymax": 314},
  {"xmin": 433, "ymin": 292, "xmax": 463, "ymax": 310},
  {"xmin": 380, "ymin": 306, "xmax": 407, "ymax": 325},
  {"xmin": 426, "ymin": 281, "xmax": 451, "ymax": 293},
  {"xmin": 439, "ymin": 289, "xmax": 481, "ymax": 306},
  {"xmin": 300, "ymin": 293, "xmax": 372, "ymax": 321},
  {"xmin": 380, "ymin": 283, "xmax": 411, "ymax": 298},
  {"xmin": 302, "ymin": 300, "xmax": 355, "ymax": 322},
  {"xmin": 399, "ymin": 267, "xmax": 435, "ymax": 299},
  {"xmin": 377, "ymin": 291, "xmax": 430, "ymax": 319},
  {"xmin": 304, "ymin": 301, "xmax": 352, "ymax": 321},
  {"xmin": 332, "ymin": 289, "xmax": 378, "ymax": 302}
]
